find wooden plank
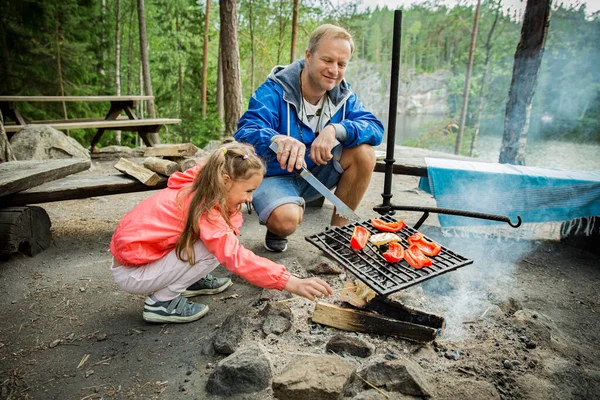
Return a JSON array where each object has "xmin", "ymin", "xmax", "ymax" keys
[
  {"xmin": 143, "ymin": 157, "xmax": 179, "ymax": 176},
  {"xmin": 114, "ymin": 158, "xmax": 160, "ymax": 186},
  {"xmin": 0, "ymin": 159, "xmax": 91, "ymax": 198},
  {"xmin": 3, "ymin": 117, "xmax": 129, "ymax": 126},
  {"xmin": 4, "ymin": 118, "xmax": 181, "ymax": 133},
  {"xmin": 0, "ymin": 173, "xmax": 167, "ymax": 207},
  {"xmin": 311, "ymin": 302, "xmax": 437, "ymax": 343},
  {"xmin": 144, "ymin": 143, "xmax": 199, "ymax": 157},
  {"xmin": 0, "ymin": 96, "xmax": 154, "ymax": 102}
]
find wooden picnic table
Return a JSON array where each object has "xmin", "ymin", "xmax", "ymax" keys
[{"xmin": 0, "ymin": 95, "xmax": 181, "ymax": 150}]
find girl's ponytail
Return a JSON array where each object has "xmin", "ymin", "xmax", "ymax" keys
[{"xmin": 175, "ymin": 142, "xmax": 265, "ymax": 265}]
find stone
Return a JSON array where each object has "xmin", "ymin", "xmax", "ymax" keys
[
  {"xmin": 352, "ymin": 389, "xmax": 415, "ymax": 400},
  {"xmin": 306, "ymin": 260, "xmax": 343, "ymax": 275},
  {"xmin": 205, "ymin": 344, "xmax": 272, "ymax": 396},
  {"xmin": 326, "ymin": 334, "xmax": 374, "ymax": 358},
  {"xmin": 357, "ymin": 359, "xmax": 431, "ymax": 398},
  {"xmin": 10, "ymin": 125, "xmax": 90, "ymax": 161},
  {"xmin": 499, "ymin": 297, "xmax": 522, "ymax": 315},
  {"xmin": 213, "ymin": 313, "xmax": 246, "ymax": 355},
  {"xmin": 272, "ymin": 354, "xmax": 356, "ymax": 400},
  {"xmin": 433, "ymin": 379, "xmax": 500, "ymax": 400},
  {"xmin": 511, "ymin": 309, "xmax": 565, "ymax": 350},
  {"xmin": 261, "ymin": 302, "xmax": 293, "ymax": 335}
]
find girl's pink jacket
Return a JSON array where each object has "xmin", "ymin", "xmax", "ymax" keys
[{"xmin": 110, "ymin": 165, "xmax": 290, "ymax": 291}]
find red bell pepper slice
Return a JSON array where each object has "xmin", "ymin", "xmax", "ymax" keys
[
  {"xmin": 383, "ymin": 242, "xmax": 404, "ymax": 263},
  {"xmin": 407, "ymin": 232, "xmax": 441, "ymax": 257},
  {"xmin": 404, "ymin": 245, "xmax": 433, "ymax": 269},
  {"xmin": 350, "ymin": 226, "xmax": 370, "ymax": 251},
  {"xmin": 371, "ymin": 218, "xmax": 406, "ymax": 233}
]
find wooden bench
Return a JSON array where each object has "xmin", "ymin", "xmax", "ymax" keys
[{"xmin": 0, "ymin": 95, "xmax": 181, "ymax": 150}]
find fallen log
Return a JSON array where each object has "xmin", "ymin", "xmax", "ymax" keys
[
  {"xmin": 114, "ymin": 158, "xmax": 160, "ymax": 186},
  {"xmin": 0, "ymin": 206, "xmax": 51, "ymax": 256},
  {"xmin": 312, "ymin": 302, "xmax": 437, "ymax": 343},
  {"xmin": 143, "ymin": 156, "xmax": 179, "ymax": 176}
]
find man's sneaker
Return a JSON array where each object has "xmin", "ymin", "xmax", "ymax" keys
[
  {"xmin": 142, "ymin": 296, "xmax": 209, "ymax": 323},
  {"xmin": 264, "ymin": 230, "xmax": 288, "ymax": 252},
  {"xmin": 181, "ymin": 274, "xmax": 233, "ymax": 297}
]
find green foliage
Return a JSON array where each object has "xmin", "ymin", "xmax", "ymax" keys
[{"xmin": 1, "ymin": 0, "xmax": 598, "ymax": 149}]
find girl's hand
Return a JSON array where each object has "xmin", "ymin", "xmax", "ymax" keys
[{"xmin": 283, "ymin": 275, "xmax": 333, "ymax": 301}]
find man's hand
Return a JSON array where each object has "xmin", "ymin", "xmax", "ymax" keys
[
  {"xmin": 309, "ymin": 125, "xmax": 337, "ymax": 165},
  {"xmin": 273, "ymin": 136, "xmax": 307, "ymax": 172}
]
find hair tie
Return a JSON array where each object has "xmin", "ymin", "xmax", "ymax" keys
[
  {"xmin": 242, "ymin": 154, "xmax": 249, "ymax": 160},
  {"xmin": 220, "ymin": 147, "xmax": 227, "ymax": 155}
]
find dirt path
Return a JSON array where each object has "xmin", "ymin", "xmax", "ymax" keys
[{"xmin": 1, "ymin": 161, "xmax": 598, "ymax": 399}]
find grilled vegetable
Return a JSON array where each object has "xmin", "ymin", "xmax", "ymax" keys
[
  {"xmin": 404, "ymin": 245, "xmax": 433, "ymax": 269},
  {"xmin": 407, "ymin": 232, "xmax": 441, "ymax": 257},
  {"xmin": 383, "ymin": 242, "xmax": 404, "ymax": 263},
  {"xmin": 369, "ymin": 232, "xmax": 402, "ymax": 246},
  {"xmin": 371, "ymin": 218, "xmax": 406, "ymax": 232},
  {"xmin": 350, "ymin": 226, "xmax": 370, "ymax": 250}
]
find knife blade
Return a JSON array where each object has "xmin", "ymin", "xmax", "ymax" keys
[{"xmin": 269, "ymin": 141, "xmax": 361, "ymax": 221}]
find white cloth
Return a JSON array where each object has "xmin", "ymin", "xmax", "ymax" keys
[{"xmin": 111, "ymin": 240, "xmax": 220, "ymax": 301}]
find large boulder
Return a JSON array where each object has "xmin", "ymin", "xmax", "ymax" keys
[{"xmin": 10, "ymin": 125, "xmax": 89, "ymax": 161}]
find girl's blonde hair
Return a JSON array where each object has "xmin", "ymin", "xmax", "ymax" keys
[{"xmin": 175, "ymin": 141, "xmax": 265, "ymax": 265}]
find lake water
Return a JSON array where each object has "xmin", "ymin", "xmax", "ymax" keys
[{"xmin": 378, "ymin": 114, "xmax": 600, "ymax": 172}]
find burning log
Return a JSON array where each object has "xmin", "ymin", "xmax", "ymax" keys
[{"xmin": 312, "ymin": 302, "xmax": 437, "ymax": 343}]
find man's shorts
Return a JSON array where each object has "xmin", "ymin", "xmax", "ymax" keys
[{"xmin": 252, "ymin": 145, "xmax": 344, "ymax": 224}]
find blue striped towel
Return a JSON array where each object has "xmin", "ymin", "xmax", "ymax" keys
[{"xmin": 418, "ymin": 158, "xmax": 600, "ymax": 227}]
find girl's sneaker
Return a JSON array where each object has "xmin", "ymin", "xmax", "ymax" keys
[
  {"xmin": 143, "ymin": 295, "xmax": 209, "ymax": 323},
  {"xmin": 181, "ymin": 274, "xmax": 233, "ymax": 297}
]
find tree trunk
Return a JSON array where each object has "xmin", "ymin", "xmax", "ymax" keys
[
  {"xmin": 454, "ymin": 0, "xmax": 481, "ymax": 155},
  {"xmin": 217, "ymin": 39, "xmax": 224, "ymax": 127},
  {"xmin": 115, "ymin": 0, "xmax": 122, "ymax": 145},
  {"xmin": 219, "ymin": 0, "xmax": 242, "ymax": 137},
  {"xmin": 249, "ymin": 0, "xmax": 255, "ymax": 92},
  {"xmin": 54, "ymin": 2, "xmax": 69, "ymax": 136},
  {"xmin": 176, "ymin": 11, "xmax": 183, "ymax": 120},
  {"xmin": 127, "ymin": 2, "xmax": 135, "ymax": 94},
  {"xmin": 290, "ymin": 0, "xmax": 299, "ymax": 63},
  {"xmin": 138, "ymin": 0, "xmax": 158, "ymax": 144},
  {"xmin": 201, "ymin": 0, "xmax": 211, "ymax": 118},
  {"xmin": 470, "ymin": 2, "xmax": 501, "ymax": 157},
  {"xmin": 100, "ymin": 0, "xmax": 107, "ymax": 90},
  {"xmin": 276, "ymin": 0, "xmax": 285, "ymax": 65},
  {"xmin": 499, "ymin": 0, "xmax": 551, "ymax": 165}
]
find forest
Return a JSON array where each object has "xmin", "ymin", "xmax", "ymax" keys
[{"xmin": 1, "ymin": 0, "xmax": 598, "ymax": 154}]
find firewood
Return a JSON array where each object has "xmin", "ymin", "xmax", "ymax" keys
[
  {"xmin": 143, "ymin": 156, "xmax": 179, "ymax": 176},
  {"xmin": 0, "ymin": 206, "xmax": 51, "ymax": 256},
  {"xmin": 312, "ymin": 302, "xmax": 437, "ymax": 343},
  {"xmin": 165, "ymin": 156, "xmax": 197, "ymax": 171},
  {"xmin": 340, "ymin": 280, "xmax": 376, "ymax": 308},
  {"xmin": 143, "ymin": 143, "xmax": 198, "ymax": 157},
  {"xmin": 114, "ymin": 158, "xmax": 160, "ymax": 186}
]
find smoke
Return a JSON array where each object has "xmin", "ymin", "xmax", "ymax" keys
[{"xmin": 404, "ymin": 226, "xmax": 538, "ymax": 342}]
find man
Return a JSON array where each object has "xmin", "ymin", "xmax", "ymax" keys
[{"xmin": 234, "ymin": 24, "xmax": 384, "ymax": 252}]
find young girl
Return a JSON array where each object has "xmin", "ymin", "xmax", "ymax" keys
[{"xmin": 110, "ymin": 142, "xmax": 332, "ymax": 323}]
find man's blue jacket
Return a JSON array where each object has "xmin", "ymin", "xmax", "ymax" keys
[{"xmin": 234, "ymin": 59, "xmax": 384, "ymax": 176}]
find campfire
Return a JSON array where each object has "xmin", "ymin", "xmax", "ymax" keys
[{"xmin": 306, "ymin": 214, "xmax": 474, "ymax": 343}]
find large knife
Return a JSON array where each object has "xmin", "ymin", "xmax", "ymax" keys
[{"xmin": 269, "ymin": 141, "xmax": 361, "ymax": 221}]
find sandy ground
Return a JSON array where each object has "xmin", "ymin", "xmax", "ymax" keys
[{"xmin": 0, "ymin": 159, "xmax": 599, "ymax": 399}]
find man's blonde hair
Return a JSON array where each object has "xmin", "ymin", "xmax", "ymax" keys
[{"xmin": 307, "ymin": 24, "xmax": 354, "ymax": 55}]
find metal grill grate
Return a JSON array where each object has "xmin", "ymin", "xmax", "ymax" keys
[{"xmin": 305, "ymin": 215, "xmax": 473, "ymax": 297}]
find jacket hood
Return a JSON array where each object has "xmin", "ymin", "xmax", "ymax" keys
[{"xmin": 268, "ymin": 59, "xmax": 352, "ymax": 110}]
